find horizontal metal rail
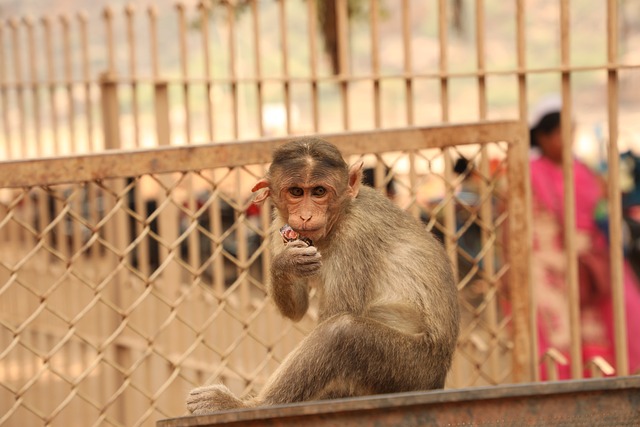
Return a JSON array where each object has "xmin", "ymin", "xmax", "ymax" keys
[
  {"xmin": 0, "ymin": 121, "xmax": 526, "ymax": 188},
  {"xmin": 158, "ymin": 376, "xmax": 640, "ymax": 427}
]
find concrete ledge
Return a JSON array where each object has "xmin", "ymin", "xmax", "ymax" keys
[{"xmin": 158, "ymin": 376, "xmax": 640, "ymax": 426}]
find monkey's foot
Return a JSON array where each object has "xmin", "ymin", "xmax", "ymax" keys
[{"xmin": 186, "ymin": 384, "xmax": 247, "ymax": 415}]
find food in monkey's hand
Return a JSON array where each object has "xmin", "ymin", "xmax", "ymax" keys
[{"xmin": 279, "ymin": 224, "xmax": 313, "ymax": 246}]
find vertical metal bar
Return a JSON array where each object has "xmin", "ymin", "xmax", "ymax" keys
[
  {"xmin": 476, "ymin": 1, "xmax": 486, "ymax": 120},
  {"xmin": 226, "ymin": 3, "xmax": 250, "ymax": 361},
  {"xmin": 24, "ymin": 17, "xmax": 47, "ymax": 249},
  {"xmin": 369, "ymin": 0, "xmax": 384, "ymax": 195},
  {"xmin": 227, "ymin": 2, "xmax": 239, "ymax": 139},
  {"xmin": 101, "ymin": 181, "xmax": 128, "ymax": 426},
  {"xmin": 97, "ymin": 11, "xmax": 118, "ymax": 148},
  {"xmin": 176, "ymin": 2, "xmax": 199, "ymax": 289},
  {"xmin": 148, "ymin": 6, "xmax": 167, "ymax": 148},
  {"xmin": 250, "ymin": 0, "xmax": 264, "ymax": 137},
  {"xmin": 78, "ymin": 12, "xmax": 95, "ymax": 153},
  {"xmin": 79, "ymin": 11, "xmax": 102, "ymax": 326},
  {"xmin": 41, "ymin": 16, "xmax": 65, "ymax": 256},
  {"xmin": 438, "ymin": 0, "xmax": 459, "ymax": 387},
  {"xmin": 199, "ymin": 1, "xmax": 215, "ymax": 141},
  {"xmin": 125, "ymin": 4, "xmax": 141, "ymax": 149},
  {"xmin": 307, "ymin": 0, "xmax": 320, "ymax": 132},
  {"xmin": 100, "ymin": 7, "xmax": 120, "ymax": 153},
  {"xmin": 438, "ymin": 0, "xmax": 456, "ymax": 273},
  {"xmin": 124, "ymin": 4, "xmax": 149, "ymax": 277},
  {"xmin": 278, "ymin": 0, "xmax": 292, "ymax": 135},
  {"xmin": 201, "ymin": 1, "xmax": 219, "ymax": 297},
  {"xmin": 24, "ymin": 17, "xmax": 42, "ymax": 157},
  {"xmin": 560, "ymin": 0, "xmax": 582, "ymax": 380},
  {"xmin": 0, "ymin": 21, "xmax": 10, "ymax": 160},
  {"xmin": 515, "ymin": 0, "xmax": 538, "ymax": 381},
  {"xmin": 475, "ymin": 0, "xmax": 499, "ymax": 384},
  {"xmin": 336, "ymin": 0, "xmax": 350, "ymax": 130},
  {"xmin": 250, "ymin": 0, "xmax": 271, "ymax": 287},
  {"xmin": 400, "ymin": 0, "xmax": 418, "ymax": 218},
  {"xmin": 174, "ymin": 4, "xmax": 199, "ymax": 385},
  {"xmin": 606, "ymin": 0, "xmax": 628, "ymax": 376},
  {"xmin": 402, "ymin": 0, "xmax": 413, "ymax": 126},
  {"xmin": 196, "ymin": 1, "xmax": 223, "ymax": 290},
  {"xmin": 100, "ymin": 78, "xmax": 121, "ymax": 151},
  {"xmin": 370, "ymin": 0, "xmax": 381, "ymax": 128},
  {"xmin": 438, "ymin": 0, "xmax": 449, "ymax": 123},
  {"xmin": 369, "ymin": 0, "xmax": 385, "ymax": 194},
  {"xmin": 60, "ymin": 15, "xmax": 76, "ymax": 154},
  {"xmin": 148, "ymin": 6, "xmax": 160, "ymax": 79},
  {"xmin": 508, "ymin": 128, "xmax": 534, "ymax": 382},
  {"xmin": 154, "ymin": 83, "xmax": 171, "ymax": 148},
  {"xmin": 9, "ymin": 19, "xmax": 26, "ymax": 158},
  {"xmin": 42, "ymin": 17, "xmax": 60, "ymax": 155},
  {"xmin": 62, "ymin": 15, "xmax": 83, "ymax": 255},
  {"xmin": 176, "ymin": 2, "xmax": 192, "ymax": 145},
  {"xmin": 103, "ymin": 7, "xmax": 116, "ymax": 76}
]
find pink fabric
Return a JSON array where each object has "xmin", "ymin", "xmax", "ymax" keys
[
  {"xmin": 530, "ymin": 157, "xmax": 601, "ymax": 231},
  {"xmin": 530, "ymin": 156, "xmax": 640, "ymax": 378}
]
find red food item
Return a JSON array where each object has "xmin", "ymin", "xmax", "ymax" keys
[{"xmin": 279, "ymin": 224, "xmax": 313, "ymax": 246}]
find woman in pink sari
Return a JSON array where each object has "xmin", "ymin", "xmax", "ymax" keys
[{"xmin": 529, "ymin": 96, "xmax": 640, "ymax": 379}]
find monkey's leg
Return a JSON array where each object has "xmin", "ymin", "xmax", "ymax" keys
[
  {"xmin": 186, "ymin": 384, "xmax": 246, "ymax": 415},
  {"xmin": 254, "ymin": 314, "xmax": 443, "ymax": 406}
]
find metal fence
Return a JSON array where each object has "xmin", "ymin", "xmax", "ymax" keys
[
  {"xmin": 0, "ymin": 0, "xmax": 638, "ymax": 426},
  {"xmin": 0, "ymin": 123, "xmax": 530, "ymax": 426}
]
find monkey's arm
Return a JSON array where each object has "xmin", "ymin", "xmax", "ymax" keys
[{"xmin": 269, "ymin": 240, "xmax": 320, "ymax": 321}]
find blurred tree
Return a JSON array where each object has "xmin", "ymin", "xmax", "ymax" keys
[
  {"xmin": 202, "ymin": 0, "xmax": 465, "ymax": 73},
  {"xmin": 202, "ymin": 0, "xmax": 376, "ymax": 75}
]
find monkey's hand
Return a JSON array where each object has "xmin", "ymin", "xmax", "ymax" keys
[{"xmin": 274, "ymin": 239, "xmax": 322, "ymax": 278}]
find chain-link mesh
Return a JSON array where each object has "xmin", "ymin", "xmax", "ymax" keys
[{"xmin": 0, "ymin": 129, "xmax": 527, "ymax": 426}]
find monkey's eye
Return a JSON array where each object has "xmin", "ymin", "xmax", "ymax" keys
[
  {"xmin": 312, "ymin": 187, "xmax": 327, "ymax": 197},
  {"xmin": 289, "ymin": 187, "xmax": 304, "ymax": 197}
]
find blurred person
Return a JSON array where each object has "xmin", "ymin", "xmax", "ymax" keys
[{"xmin": 529, "ymin": 95, "xmax": 640, "ymax": 379}]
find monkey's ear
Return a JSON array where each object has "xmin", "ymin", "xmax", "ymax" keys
[
  {"xmin": 348, "ymin": 161, "xmax": 363, "ymax": 198},
  {"xmin": 251, "ymin": 179, "xmax": 271, "ymax": 204}
]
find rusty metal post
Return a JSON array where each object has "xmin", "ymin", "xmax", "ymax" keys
[
  {"xmin": 514, "ymin": 0, "xmax": 538, "ymax": 381},
  {"xmin": 606, "ymin": 0, "xmax": 628, "ymax": 377},
  {"xmin": 507, "ymin": 131, "xmax": 534, "ymax": 382},
  {"xmin": 154, "ymin": 82, "xmax": 171, "ymax": 147},
  {"xmin": 336, "ymin": 0, "xmax": 350, "ymax": 131},
  {"xmin": 560, "ymin": 0, "xmax": 582, "ymax": 380},
  {"xmin": 100, "ymin": 73, "xmax": 121, "ymax": 150}
]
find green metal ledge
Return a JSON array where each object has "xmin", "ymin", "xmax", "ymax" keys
[{"xmin": 158, "ymin": 376, "xmax": 640, "ymax": 427}]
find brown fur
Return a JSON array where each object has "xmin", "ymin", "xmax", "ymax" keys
[{"xmin": 186, "ymin": 138, "xmax": 460, "ymax": 415}]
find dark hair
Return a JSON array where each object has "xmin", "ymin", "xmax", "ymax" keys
[
  {"xmin": 453, "ymin": 157, "xmax": 470, "ymax": 176},
  {"xmin": 529, "ymin": 112, "xmax": 560, "ymax": 147},
  {"xmin": 270, "ymin": 138, "xmax": 348, "ymax": 176},
  {"xmin": 362, "ymin": 166, "xmax": 396, "ymax": 196}
]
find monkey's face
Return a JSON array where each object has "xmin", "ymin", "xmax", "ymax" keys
[
  {"xmin": 278, "ymin": 180, "xmax": 341, "ymax": 243},
  {"xmin": 251, "ymin": 140, "xmax": 363, "ymax": 244}
]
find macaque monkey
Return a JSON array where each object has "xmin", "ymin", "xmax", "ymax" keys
[{"xmin": 187, "ymin": 138, "xmax": 459, "ymax": 415}]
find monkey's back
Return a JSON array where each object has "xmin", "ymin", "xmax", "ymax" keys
[{"xmin": 317, "ymin": 186, "xmax": 459, "ymax": 353}]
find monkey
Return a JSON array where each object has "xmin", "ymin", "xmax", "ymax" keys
[{"xmin": 186, "ymin": 138, "xmax": 460, "ymax": 415}]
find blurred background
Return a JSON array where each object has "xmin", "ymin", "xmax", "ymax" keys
[
  {"xmin": 1, "ymin": 1, "xmax": 639, "ymax": 426},
  {"xmin": 1, "ymin": 0, "xmax": 639, "ymax": 163}
]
